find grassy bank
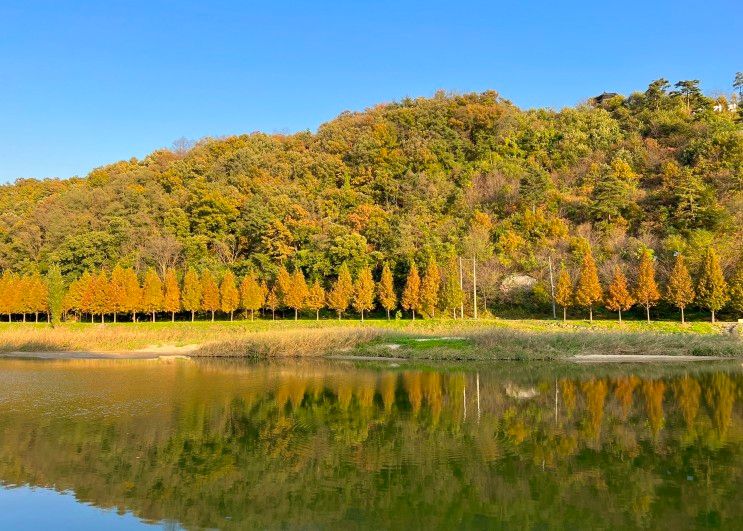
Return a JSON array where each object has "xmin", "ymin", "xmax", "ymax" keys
[{"xmin": 0, "ymin": 318, "xmax": 740, "ymax": 360}]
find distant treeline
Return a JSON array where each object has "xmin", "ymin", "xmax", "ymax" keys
[{"xmin": 1, "ymin": 245, "xmax": 741, "ymax": 324}]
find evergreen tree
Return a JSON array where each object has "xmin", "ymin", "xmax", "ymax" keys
[
  {"xmin": 142, "ymin": 267, "xmax": 164, "ymax": 322},
  {"xmin": 377, "ymin": 263, "xmax": 397, "ymax": 320},
  {"xmin": 439, "ymin": 257, "xmax": 464, "ymax": 319},
  {"xmin": 265, "ymin": 286, "xmax": 279, "ymax": 319},
  {"xmin": 327, "ymin": 263, "xmax": 353, "ymax": 319},
  {"xmin": 306, "ymin": 280, "xmax": 326, "ymax": 320},
  {"xmin": 220, "ymin": 270, "xmax": 239, "ymax": 321},
  {"xmin": 665, "ymin": 254, "xmax": 695, "ymax": 323},
  {"xmin": 554, "ymin": 264, "xmax": 573, "ymax": 321},
  {"xmin": 122, "ymin": 267, "xmax": 142, "ymax": 322},
  {"xmin": 353, "ymin": 266, "xmax": 375, "ymax": 321},
  {"xmin": 696, "ymin": 247, "xmax": 728, "ymax": 322},
  {"xmin": 634, "ymin": 249, "xmax": 660, "ymax": 323},
  {"xmin": 605, "ymin": 266, "xmax": 635, "ymax": 323},
  {"xmin": 420, "ymin": 257, "xmax": 441, "ymax": 318},
  {"xmin": 181, "ymin": 268, "xmax": 201, "ymax": 322},
  {"xmin": 201, "ymin": 270, "xmax": 220, "ymax": 321},
  {"xmin": 240, "ymin": 271, "xmax": 264, "ymax": 320},
  {"xmin": 574, "ymin": 249, "xmax": 602, "ymax": 322},
  {"xmin": 402, "ymin": 262, "xmax": 421, "ymax": 320},
  {"xmin": 285, "ymin": 269, "xmax": 308, "ymax": 320},
  {"xmin": 729, "ymin": 260, "xmax": 743, "ymax": 318},
  {"xmin": 109, "ymin": 265, "xmax": 128, "ymax": 323},
  {"xmin": 46, "ymin": 264, "xmax": 65, "ymax": 327},
  {"xmin": 163, "ymin": 267, "xmax": 181, "ymax": 322}
]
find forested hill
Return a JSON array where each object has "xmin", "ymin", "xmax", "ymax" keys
[{"xmin": 1, "ymin": 79, "xmax": 741, "ymax": 299}]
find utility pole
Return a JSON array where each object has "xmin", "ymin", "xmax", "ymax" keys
[
  {"xmin": 548, "ymin": 255, "xmax": 556, "ymax": 319},
  {"xmin": 459, "ymin": 256, "xmax": 464, "ymax": 319},
  {"xmin": 472, "ymin": 256, "xmax": 477, "ymax": 319}
]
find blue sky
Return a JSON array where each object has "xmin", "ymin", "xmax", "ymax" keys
[{"xmin": 1, "ymin": 0, "xmax": 740, "ymax": 182}]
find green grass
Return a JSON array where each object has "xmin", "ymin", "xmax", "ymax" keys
[{"xmin": 0, "ymin": 317, "xmax": 740, "ymax": 360}]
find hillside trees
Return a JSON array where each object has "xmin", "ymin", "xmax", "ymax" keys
[{"xmin": 635, "ymin": 250, "xmax": 661, "ymax": 323}]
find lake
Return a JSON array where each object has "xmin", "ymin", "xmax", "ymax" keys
[{"xmin": 0, "ymin": 358, "xmax": 740, "ymax": 529}]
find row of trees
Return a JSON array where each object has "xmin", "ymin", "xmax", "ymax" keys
[
  {"xmin": 1, "ymin": 246, "xmax": 742, "ymax": 324},
  {"xmin": 555, "ymin": 247, "xmax": 743, "ymax": 323}
]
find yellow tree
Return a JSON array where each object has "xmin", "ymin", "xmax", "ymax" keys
[
  {"xmin": 605, "ymin": 266, "xmax": 634, "ymax": 323},
  {"xmin": 377, "ymin": 263, "xmax": 397, "ymax": 320},
  {"xmin": 353, "ymin": 266, "xmax": 375, "ymax": 321},
  {"xmin": 327, "ymin": 263, "xmax": 353, "ymax": 319},
  {"xmin": 401, "ymin": 262, "xmax": 421, "ymax": 320},
  {"xmin": 163, "ymin": 267, "xmax": 181, "ymax": 322},
  {"xmin": 201, "ymin": 270, "xmax": 220, "ymax": 321},
  {"xmin": 220, "ymin": 270, "xmax": 239, "ymax": 321},
  {"xmin": 80, "ymin": 271, "xmax": 98, "ymax": 322},
  {"xmin": 696, "ymin": 247, "xmax": 728, "ymax": 323},
  {"xmin": 275, "ymin": 265, "xmax": 292, "ymax": 312},
  {"xmin": 306, "ymin": 279, "xmax": 326, "ymax": 320},
  {"xmin": 17, "ymin": 274, "xmax": 32, "ymax": 322},
  {"xmin": 420, "ymin": 257, "xmax": 441, "ymax": 318},
  {"xmin": 729, "ymin": 260, "xmax": 743, "ymax": 318},
  {"xmin": 141, "ymin": 267, "xmax": 163, "ymax": 322},
  {"xmin": 240, "ymin": 271, "xmax": 264, "ymax": 320},
  {"xmin": 554, "ymin": 263, "xmax": 573, "ymax": 321},
  {"xmin": 65, "ymin": 272, "xmax": 90, "ymax": 322},
  {"xmin": 285, "ymin": 269, "xmax": 308, "ymax": 320},
  {"xmin": 28, "ymin": 272, "xmax": 48, "ymax": 323},
  {"xmin": 439, "ymin": 256, "xmax": 464, "ymax": 319},
  {"xmin": 121, "ymin": 268, "xmax": 142, "ymax": 322},
  {"xmin": 265, "ymin": 286, "xmax": 279, "ymax": 320},
  {"xmin": 574, "ymin": 249, "xmax": 602, "ymax": 322},
  {"xmin": 634, "ymin": 249, "xmax": 660, "ymax": 323},
  {"xmin": 109, "ymin": 265, "xmax": 128, "ymax": 323},
  {"xmin": 0, "ymin": 271, "xmax": 15, "ymax": 321},
  {"xmin": 665, "ymin": 253, "xmax": 695, "ymax": 323},
  {"xmin": 181, "ymin": 268, "xmax": 201, "ymax": 322}
]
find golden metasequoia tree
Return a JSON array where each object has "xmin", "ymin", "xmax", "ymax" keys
[
  {"xmin": 200, "ymin": 270, "xmax": 220, "ymax": 321},
  {"xmin": 163, "ymin": 267, "xmax": 181, "ymax": 322},
  {"xmin": 554, "ymin": 264, "xmax": 573, "ymax": 321},
  {"xmin": 377, "ymin": 263, "xmax": 397, "ymax": 320},
  {"xmin": 220, "ymin": 270, "xmax": 239, "ymax": 321},
  {"xmin": 275, "ymin": 265, "xmax": 292, "ymax": 310},
  {"xmin": 109, "ymin": 265, "xmax": 127, "ymax": 323},
  {"xmin": 89, "ymin": 270, "xmax": 110, "ymax": 323},
  {"xmin": 401, "ymin": 262, "xmax": 421, "ymax": 320},
  {"xmin": 634, "ymin": 249, "xmax": 660, "ymax": 323},
  {"xmin": 729, "ymin": 260, "xmax": 743, "ymax": 318},
  {"xmin": 696, "ymin": 247, "xmax": 728, "ymax": 323},
  {"xmin": 306, "ymin": 280, "xmax": 326, "ymax": 320},
  {"xmin": 285, "ymin": 269, "xmax": 309, "ymax": 320},
  {"xmin": 327, "ymin": 263, "xmax": 353, "ymax": 319},
  {"xmin": 665, "ymin": 253, "xmax": 695, "ymax": 323},
  {"xmin": 439, "ymin": 256, "xmax": 464, "ymax": 319},
  {"xmin": 574, "ymin": 249, "xmax": 602, "ymax": 322},
  {"xmin": 352, "ymin": 266, "xmax": 375, "ymax": 321},
  {"xmin": 240, "ymin": 271, "xmax": 264, "ymax": 320},
  {"xmin": 265, "ymin": 286, "xmax": 279, "ymax": 319},
  {"xmin": 121, "ymin": 267, "xmax": 142, "ymax": 322},
  {"xmin": 142, "ymin": 267, "xmax": 163, "ymax": 322},
  {"xmin": 420, "ymin": 257, "xmax": 440, "ymax": 318},
  {"xmin": 605, "ymin": 266, "xmax": 634, "ymax": 323},
  {"xmin": 181, "ymin": 268, "xmax": 201, "ymax": 322}
]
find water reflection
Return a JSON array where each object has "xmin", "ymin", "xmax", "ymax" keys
[{"xmin": 0, "ymin": 359, "xmax": 740, "ymax": 529}]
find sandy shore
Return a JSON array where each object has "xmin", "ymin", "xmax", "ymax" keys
[{"xmin": 0, "ymin": 344, "xmax": 199, "ymax": 360}]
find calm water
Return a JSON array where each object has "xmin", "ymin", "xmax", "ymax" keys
[{"xmin": 0, "ymin": 358, "xmax": 740, "ymax": 530}]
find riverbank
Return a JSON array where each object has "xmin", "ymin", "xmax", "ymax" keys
[{"xmin": 0, "ymin": 318, "xmax": 740, "ymax": 360}]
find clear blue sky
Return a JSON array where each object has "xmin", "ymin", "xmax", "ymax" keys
[{"xmin": 1, "ymin": 0, "xmax": 740, "ymax": 183}]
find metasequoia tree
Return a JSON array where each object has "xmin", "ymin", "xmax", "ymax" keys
[
  {"xmin": 142, "ymin": 268, "xmax": 163, "ymax": 322},
  {"xmin": 439, "ymin": 256, "xmax": 464, "ymax": 319},
  {"xmin": 220, "ymin": 270, "xmax": 239, "ymax": 321},
  {"xmin": 377, "ymin": 263, "xmax": 396, "ymax": 320},
  {"xmin": 285, "ymin": 269, "xmax": 308, "ymax": 320},
  {"xmin": 306, "ymin": 279, "xmax": 326, "ymax": 320},
  {"xmin": 420, "ymin": 257, "xmax": 441, "ymax": 318},
  {"xmin": 240, "ymin": 271, "xmax": 264, "ymax": 320},
  {"xmin": 402, "ymin": 263, "xmax": 421, "ymax": 320},
  {"xmin": 163, "ymin": 267, "xmax": 181, "ymax": 322},
  {"xmin": 605, "ymin": 266, "xmax": 634, "ymax": 323},
  {"xmin": 327, "ymin": 263, "xmax": 353, "ymax": 319},
  {"xmin": 634, "ymin": 249, "xmax": 660, "ymax": 323},
  {"xmin": 554, "ymin": 264, "xmax": 573, "ymax": 321},
  {"xmin": 109, "ymin": 265, "xmax": 128, "ymax": 323},
  {"xmin": 665, "ymin": 253, "xmax": 695, "ymax": 323},
  {"xmin": 275, "ymin": 265, "xmax": 292, "ymax": 312},
  {"xmin": 201, "ymin": 270, "xmax": 220, "ymax": 321},
  {"xmin": 122, "ymin": 267, "xmax": 142, "ymax": 322},
  {"xmin": 729, "ymin": 260, "xmax": 743, "ymax": 318},
  {"xmin": 181, "ymin": 268, "xmax": 201, "ymax": 322},
  {"xmin": 46, "ymin": 264, "xmax": 65, "ymax": 327},
  {"xmin": 574, "ymin": 249, "xmax": 602, "ymax": 322},
  {"xmin": 265, "ymin": 287, "xmax": 279, "ymax": 320},
  {"xmin": 696, "ymin": 247, "xmax": 728, "ymax": 323},
  {"xmin": 353, "ymin": 266, "xmax": 375, "ymax": 321}
]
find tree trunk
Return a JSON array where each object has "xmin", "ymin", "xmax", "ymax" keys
[
  {"xmin": 133, "ymin": 311, "xmax": 137, "ymax": 323},
  {"xmin": 472, "ymin": 256, "xmax": 477, "ymax": 320},
  {"xmin": 646, "ymin": 304, "xmax": 650, "ymax": 323},
  {"xmin": 681, "ymin": 307, "xmax": 685, "ymax": 324},
  {"xmin": 272, "ymin": 309, "xmax": 275, "ymax": 320},
  {"xmin": 711, "ymin": 309, "xmax": 715, "ymax": 323},
  {"xmin": 152, "ymin": 311, "xmax": 155, "ymax": 322},
  {"xmin": 294, "ymin": 308, "xmax": 298, "ymax": 320},
  {"xmin": 563, "ymin": 306, "xmax": 567, "ymax": 322},
  {"xmin": 386, "ymin": 308, "xmax": 390, "ymax": 320},
  {"xmin": 113, "ymin": 312, "xmax": 117, "ymax": 323},
  {"xmin": 191, "ymin": 310, "xmax": 195, "ymax": 322},
  {"xmin": 618, "ymin": 309, "xmax": 622, "ymax": 324},
  {"xmin": 91, "ymin": 314, "xmax": 94, "ymax": 323},
  {"xmin": 211, "ymin": 310, "xmax": 215, "ymax": 322},
  {"xmin": 22, "ymin": 314, "xmax": 26, "ymax": 323},
  {"xmin": 316, "ymin": 309, "xmax": 319, "ymax": 321},
  {"xmin": 589, "ymin": 306, "xmax": 593, "ymax": 323},
  {"xmin": 251, "ymin": 309, "xmax": 255, "ymax": 321},
  {"xmin": 412, "ymin": 309, "xmax": 416, "ymax": 321},
  {"xmin": 172, "ymin": 311, "xmax": 175, "ymax": 322},
  {"xmin": 230, "ymin": 310, "xmax": 234, "ymax": 322},
  {"xmin": 35, "ymin": 312, "xmax": 38, "ymax": 323},
  {"xmin": 361, "ymin": 309, "xmax": 364, "ymax": 322}
]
